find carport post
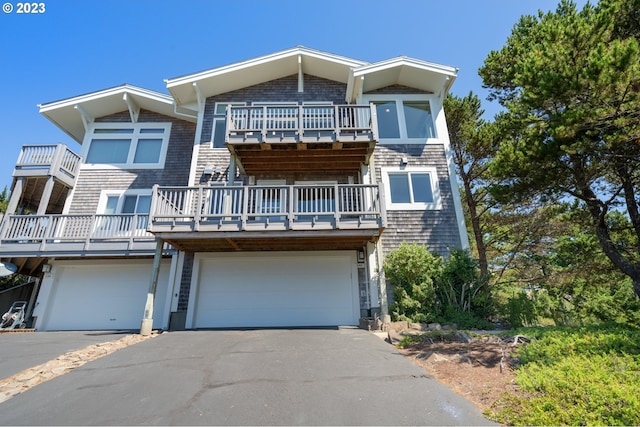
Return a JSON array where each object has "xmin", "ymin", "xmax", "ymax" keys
[{"xmin": 140, "ymin": 238, "xmax": 163, "ymax": 336}]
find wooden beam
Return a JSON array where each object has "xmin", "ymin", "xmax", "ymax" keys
[
  {"xmin": 74, "ymin": 104, "xmax": 94, "ymax": 131},
  {"xmin": 123, "ymin": 93, "xmax": 140, "ymax": 123},
  {"xmin": 225, "ymin": 238, "xmax": 242, "ymax": 251}
]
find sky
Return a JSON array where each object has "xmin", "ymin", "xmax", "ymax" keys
[{"xmin": 0, "ymin": 0, "xmax": 590, "ymax": 190}]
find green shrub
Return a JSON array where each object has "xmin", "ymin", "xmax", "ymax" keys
[
  {"xmin": 384, "ymin": 243, "xmax": 441, "ymax": 323},
  {"xmin": 487, "ymin": 325, "xmax": 640, "ymax": 426},
  {"xmin": 502, "ymin": 291, "xmax": 538, "ymax": 328}
]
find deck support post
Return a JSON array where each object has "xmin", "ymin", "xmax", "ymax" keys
[
  {"xmin": 140, "ymin": 238, "xmax": 163, "ymax": 336},
  {"xmin": 6, "ymin": 177, "xmax": 24, "ymax": 215}
]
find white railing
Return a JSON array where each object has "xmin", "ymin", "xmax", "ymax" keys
[
  {"xmin": 226, "ymin": 104, "xmax": 377, "ymax": 141},
  {"xmin": 15, "ymin": 144, "xmax": 82, "ymax": 180},
  {"xmin": 0, "ymin": 214, "xmax": 153, "ymax": 244},
  {"xmin": 150, "ymin": 184, "xmax": 385, "ymax": 231}
]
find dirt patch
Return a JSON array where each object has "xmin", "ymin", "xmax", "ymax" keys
[{"xmin": 397, "ymin": 334, "xmax": 521, "ymax": 413}]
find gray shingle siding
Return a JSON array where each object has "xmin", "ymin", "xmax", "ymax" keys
[
  {"xmin": 196, "ymin": 74, "xmax": 348, "ymax": 185},
  {"xmin": 374, "ymin": 144, "xmax": 462, "ymax": 257},
  {"xmin": 68, "ymin": 110, "xmax": 195, "ymax": 214}
]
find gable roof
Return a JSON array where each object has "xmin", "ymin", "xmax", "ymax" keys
[
  {"xmin": 166, "ymin": 46, "xmax": 458, "ymax": 107},
  {"xmin": 347, "ymin": 56, "xmax": 458, "ymax": 102},
  {"xmin": 165, "ymin": 46, "xmax": 368, "ymax": 106},
  {"xmin": 39, "ymin": 84, "xmax": 197, "ymax": 143}
]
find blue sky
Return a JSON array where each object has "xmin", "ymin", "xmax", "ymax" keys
[{"xmin": 0, "ymin": 0, "xmax": 589, "ymax": 189}]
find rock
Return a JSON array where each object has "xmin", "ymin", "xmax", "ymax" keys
[
  {"xmin": 457, "ymin": 354, "xmax": 472, "ymax": 364},
  {"xmin": 409, "ymin": 322, "xmax": 422, "ymax": 330},
  {"xmin": 428, "ymin": 323, "xmax": 442, "ymax": 331},
  {"xmin": 430, "ymin": 352, "xmax": 450, "ymax": 362},
  {"xmin": 456, "ymin": 331, "xmax": 473, "ymax": 343},
  {"xmin": 387, "ymin": 321, "xmax": 409, "ymax": 332},
  {"xmin": 442, "ymin": 324, "xmax": 458, "ymax": 331},
  {"xmin": 387, "ymin": 329, "xmax": 403, "ymax": 345}
]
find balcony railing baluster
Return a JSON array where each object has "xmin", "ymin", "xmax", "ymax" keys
[{"xmin": 149, "ymin": 184, "xmax": 384, "ymax": 233}]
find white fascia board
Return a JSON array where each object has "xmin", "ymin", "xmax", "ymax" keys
[
  {"xmin": 38, "ymin": 84, "xmax": 174, "ymax": 113},
  {"xmin": 353, "ymin": 56, "xmax": 458, "ymax": 79},
  {"xmin": 165, "ymin": 46, "xmax": 367, "ymax": 89}
]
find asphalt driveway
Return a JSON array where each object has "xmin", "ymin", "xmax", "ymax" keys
[{"xmin": 0, "ymin": 328, "xmax": 496, "ymax": 425}]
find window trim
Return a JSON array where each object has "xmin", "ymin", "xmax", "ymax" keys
[
  {"xmin": 214, "ymin": 102, "xmax": 246, "ymax": 115},
  {"xmin": 381, "ymin": 166, "xmax": 442, "ymax": 210},
  {"xmin": 97, "ymin": 189, "xmax": 153, "ymax": 214},
  {"xmin": 362, "ymin": 94, "xmax": 438, "ymax": 144},
  {"xmin": 81, "ymin": 122, "xmax": 171, "ymax": 169}
]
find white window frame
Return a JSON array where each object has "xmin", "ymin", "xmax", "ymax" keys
[
  {"xmin": 381, "ymin": 166, "xmax": 442, "ymax": 211},
  {"xmin": 362, "ymin": 94, "xmax": 438, "ymax": 144},
  {"xmin": 97, "ymin": 189, "xmax": 153, "ymax": 214},
  {"xmin": 212, "ymin": 103, "xmax": 247, "ymax": 147},
  {"xmin": 81, "ymin": 122, "xmax": 171, "ymax": 169},
  {"xmin": 214, "ymin": 102, "xmax": 246, "ymax": 115}
]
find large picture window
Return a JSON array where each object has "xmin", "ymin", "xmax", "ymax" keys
[
  {"xmin": 83, "ymin": 123, "xmax": 171, "ymax": 168},
  {"xmin": 381, "ymin": 167, "xmax": 442, "ymax": 210},
  {"xmin": 368, "ymin": 96, "xmax": 436, "ymax": 142}
]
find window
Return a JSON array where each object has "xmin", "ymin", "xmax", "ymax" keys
[
  {"xmin": 95, "ymin": 190, "xmax": 152, "ymax": 236},
  {"xmin": 212, "ymin": 102, "xmax": 246, "ymax": 148},
  {"xmin": 367, "ymin": 96, "xmax": 436, "ymax": 142},
  {"xmin": 212, "ymin": 119, "xmax": 227, "ymax": 148},
  {"xmin": 83, "ymin": 123, "xmax": 171, "ymax": 168},
  {"xmin": 381, "ymin": 167, "xmax": 441, "ymax": 210}
]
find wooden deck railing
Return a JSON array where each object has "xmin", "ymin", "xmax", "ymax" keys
[
  {"xmin": 0, "ymin": 213, "xmax": 155, "ymax": 254},
  {"xmin": 226, "ymin": 104, "xmax": 378, "ymax": 143},
  {"xmin": 150, "ymin": 183, "xmax": 386, "ymax": 232},
  {"xmin": 14, "ymin": 144, "xmax": 82, "ymax": 182}
]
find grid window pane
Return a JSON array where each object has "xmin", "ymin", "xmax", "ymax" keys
[
  {"xmin": 134, "ymin": 139, "xmax": 162, "ymax": 163},
  {"xmin": 122, "ymin": 196, "xmax": 137, "ymax": 214},
  {"xmin": 374, "ymin": 102, "xmax": 400, "ymax": 138},
  {"xmin": 87, "ymin": 139, "xmax": 130, "ymax": 163},
  {"xmin": 388, "ymin": 174, "xmax": 411, "ymax": 203},
  {"xmin": 93, "ymin": 128, "xmax": 134, "ymax": 134},
  {"xmin": 403, "ymin": 101, "xmax": 434, "ymax": 138},
  {"xmin": 410, "ymin": 173, "xmax": 434, "ymax": 203},
  {"xmin": 104, "ymin": 196, "xmax": 119, "ymax": 214},
  {"xmin": 213, "ymin": 120, "xmax": 227, "ymax": 148},
  {"xmin": 136, "ymin": 195, "xmax": 152, "ymax": 213}
]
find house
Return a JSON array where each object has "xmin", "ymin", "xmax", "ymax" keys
[{"xmin": 0, "ymin": 47, "xmax": 469, "ymax": 331}]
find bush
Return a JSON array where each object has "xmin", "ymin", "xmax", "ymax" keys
[
  {"xmin": 384, "ymin": 243, "xmax": 441, "ymax": 323},
  {"xmin": 384, "ymin": 244, "xmax": 496, "ymax": 326},
  {"xmin": 487, "ymin": 325, "xmax": 640, "ymax": 426}
]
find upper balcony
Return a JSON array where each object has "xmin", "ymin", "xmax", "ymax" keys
[
  {"xmin": 148, "ymin": 183, "xmax": 386, "ymax": 252},
  {"xmin": 225, "ymin": 104, "xmax": 378, "ymax": 174},
  {"xmin": 14, "ymin": 144, "xmax": 81, "ymax": 188}
]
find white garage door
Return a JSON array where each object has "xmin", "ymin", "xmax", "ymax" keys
[
  {"xmin": 40, "ymin": 260, "xmax": 170, "ymax": 331},
  {"xmin": 191, "ymin": 251, "xmax": 359, "ymax": 328}
]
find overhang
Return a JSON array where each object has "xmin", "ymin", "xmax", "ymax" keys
[
  {"xmin": 38, "ymin": 84, "xmax": 198, "ymax": 143},
  {"xmin": 347, "ymin": 57, "xmax": 458, "ymax": 102},
  {"xmin": 165, "ymin": 46, "xmax": 368, "ymax": 106}
]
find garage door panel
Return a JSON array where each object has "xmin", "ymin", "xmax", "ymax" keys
[
  {"xmin": 193, "ymin": 251, "xmax": 358, "ymax": 328},
  {"xmin": 43, "ymin": 261, "xmax": 170, "ymax": 331}
]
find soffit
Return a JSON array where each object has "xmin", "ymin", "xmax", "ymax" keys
[
  {"xmin": 165, "ymin": 46, "xmax": 367, "ymax": 105},
  {"xmin": 351, "ymin": 57, "xmax": 458, "ymax": 99},
  {"xmin": 38, "ymin": 85, "xmax": 197, "ymax": 143}
]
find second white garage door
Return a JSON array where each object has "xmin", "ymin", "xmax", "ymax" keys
[{"xmin": 189, "ymin": 251, "xmax": 359, "ymax": 328}]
